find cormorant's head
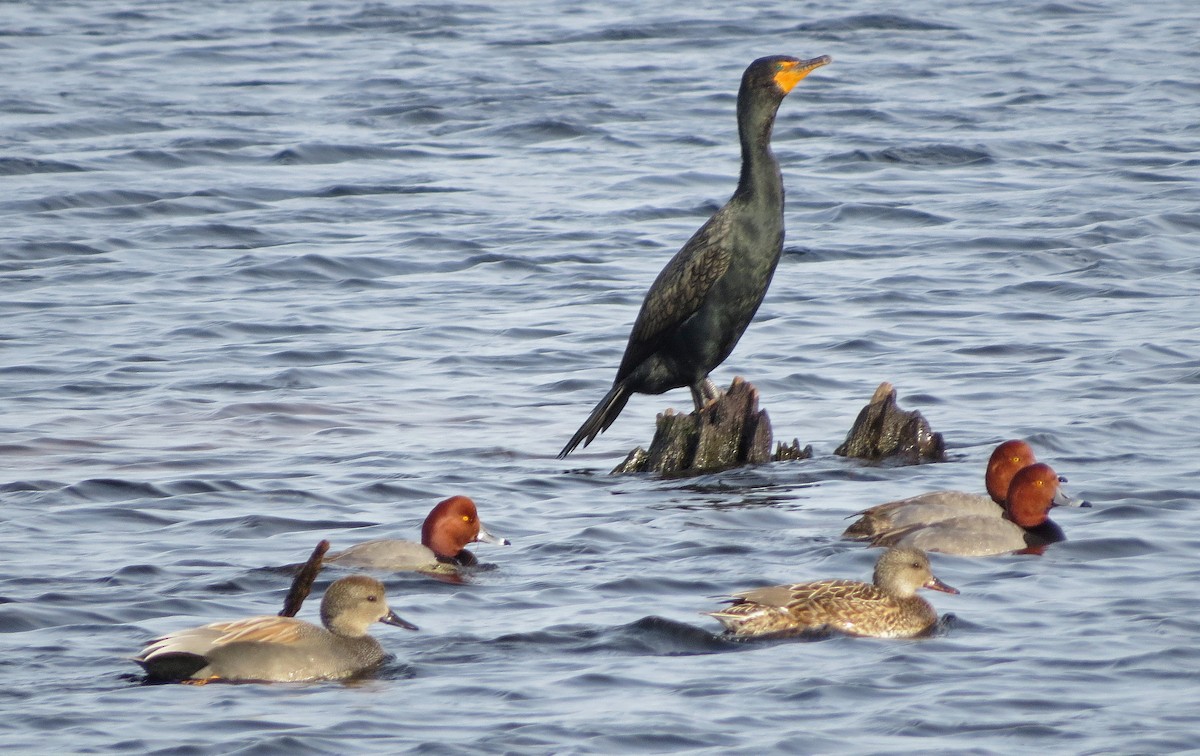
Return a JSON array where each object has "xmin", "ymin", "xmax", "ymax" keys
[{"xmin": 746, "ymin": 54, "xmax": 831, "ymax": 97}]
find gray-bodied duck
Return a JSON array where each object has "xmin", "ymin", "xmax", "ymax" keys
[
  {"xmin": 843, "ymin": 439, "xmax": 1038, "ymax": 540},
  {"xmin": 325, "ymin": 495, "xmax": 509, "ymax": 574},
  {"xmin": 134, "ymin": 575, "xmax": 417, "ymax": 683},
  {"xmin": 868, "ymin": 463, "xmax": 1090, "ymax": 557}
]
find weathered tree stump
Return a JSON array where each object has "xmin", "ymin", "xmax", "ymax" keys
[
  {"xmin": 612, "ymin": 377, "xmax": 813, "ymax": 475},
  {"xmin": 279, "ymin": 539, "xmax": 330, "ymax": 618},
  {"xmin": 834, "ymin": 382, "xmax": 945, "ymax": 464}
]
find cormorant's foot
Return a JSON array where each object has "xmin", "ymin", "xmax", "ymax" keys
[
  {"xmin": 699, "ymin": 392, "xmax": 725, "ymax": 413},
  {"xmin": 691, "ymin": 378, "xmax": 725, "ymax": 413}
]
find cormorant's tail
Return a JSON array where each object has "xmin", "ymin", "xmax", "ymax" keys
[{"xmin": 558, "ymin": 383, "xmax": 632, "ymax": 458}]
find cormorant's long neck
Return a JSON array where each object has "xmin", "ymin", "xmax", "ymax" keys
[{"xmin": 734, "ymin": 88, "xmax": 783, "ymax": 204}]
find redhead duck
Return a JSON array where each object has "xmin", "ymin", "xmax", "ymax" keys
[
  {"xmin": 325, "ymin": 495, "xmax": 509, "ymax": 573},
  {"xmin": 869, "ymin": 463, "xmax": 1091, "ymax": 556},
  {"xmin": 844, "ymin": 440, "xmax": 1037, "ymax": 539},
  {"xmin": 135, "ymin": 575, "xmax": 417, "ymax": 683},
  {"xmin": 707, "ymin": 547, "xmax": 957, "ymax": 639}
]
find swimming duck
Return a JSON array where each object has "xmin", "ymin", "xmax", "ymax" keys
[
  {"xmin": 707, "ymin": 547, "xmax": 957, "ymax": 639},
  {"xmin": 134, "ymin": 575, "xmax": 417, "ymax": 683},
  {"xmin": 843, "ymin": 440, "xmax": 1037, "ymax": 539},
  {"xmin": 868, "ymin": 463, "xmax": 1091, "ymax": 556},
  {"xmin": 324, "ymin": 495, "xmax": 509, "ymax": 573}
]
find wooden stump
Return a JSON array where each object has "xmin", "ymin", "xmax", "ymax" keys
[
  {"xmin": 612, "ymin": 377, "xmax": 812, "ymax": 475},
  {"xmin": 834, "ymin": 382, "xmax": 945, "ymax": 464}
]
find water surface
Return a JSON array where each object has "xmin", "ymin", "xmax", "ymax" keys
[{"xmin": 3, "ymin": 1, "xmax": 1199, "ymax": 753}]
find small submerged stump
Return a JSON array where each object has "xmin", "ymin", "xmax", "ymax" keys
[
  {"xmin": 835, "ymin": 382, "xmax": 945, "ymax": 464},
  {"xmin": 279, "ymin": 539, "xmax": 330, "ymax": 618},
  {"xmin": 612, "ymin": 377, "xmax": 812, "ymax": 475}
]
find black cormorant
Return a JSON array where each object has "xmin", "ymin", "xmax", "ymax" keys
[{"xmin": 559, "ymin": 54, "xmax": 831, "ymax": 458}]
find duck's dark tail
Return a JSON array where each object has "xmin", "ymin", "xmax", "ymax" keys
[{"xmin": 558, "ymin": 382, "xmax": 632, "ymax": 458}]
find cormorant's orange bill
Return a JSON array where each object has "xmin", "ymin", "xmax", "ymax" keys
[{"xmin": 774, "ymin": 55, "xmax": 832, "ymax": 94}]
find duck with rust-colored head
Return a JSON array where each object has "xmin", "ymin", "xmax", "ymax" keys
[
  {"xmin": 325, "ymin": 495, "xmax": 510, "ymax": 574},
  {"xmin": 869, "ymin": 463, "xmax": 1091, "ymax": 556},
  {"xmin": 843, "ymin": 440, "xmax": 1038, "ymax": 540},
  {"xmin": 708, "ymin": 547, "xmax": 958, "ymax": 640},
  {"xmin": 134, "ymin": 575, "xmax": 417, "ymax": 684}
]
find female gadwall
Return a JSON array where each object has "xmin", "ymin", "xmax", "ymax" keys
[
  {"xmin": 708, "ymin": 547, "xmax": 957, "ymax": 639},
  {"xmin": 135, "ymin": 575, "xmax": 417, "ymax": 683}
]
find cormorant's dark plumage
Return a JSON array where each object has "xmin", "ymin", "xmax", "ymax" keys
[{"xmin": 559, "ymin": 54, "xmax": 831, "ymax": 458}]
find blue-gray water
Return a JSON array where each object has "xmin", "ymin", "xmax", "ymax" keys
[{"xmin": 3, "ymin": 0, "xmax": 1199, "ymax": 753}]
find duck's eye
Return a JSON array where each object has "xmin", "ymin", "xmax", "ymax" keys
[
  {"xmin": 367, "ymin": 594, "xmax": 378, "ymax": 602},
  {"xmin": 911, "ymin": 562, "xmax": 921, "ymax": 569},
  {"xmin": 462, "ymin": 515, "xmax": 471, "ymax": 522}
]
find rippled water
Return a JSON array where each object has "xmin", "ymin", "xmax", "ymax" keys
[{"xmin": 3, "ymin": 0, "xmax": 1199, "ymax": 752}]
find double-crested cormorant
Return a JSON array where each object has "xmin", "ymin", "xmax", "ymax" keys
[{"xmin": 559, "ymin": 54, "xmax": 831, "ymax": 458}]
